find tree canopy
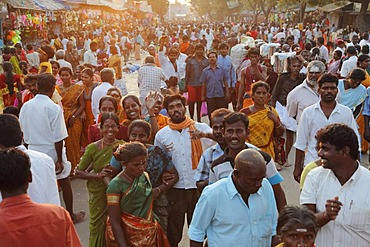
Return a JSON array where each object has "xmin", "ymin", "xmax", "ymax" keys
[{"xmin": 148, "ymin": 0, "xmax": 169, "ymax": 19}]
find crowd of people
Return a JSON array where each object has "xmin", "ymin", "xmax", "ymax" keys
[{"xmin": 1, "ymin": 18, "xmax": 370, "ymax": 247}]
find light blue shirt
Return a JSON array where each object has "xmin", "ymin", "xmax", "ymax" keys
[
  {"xmin": 200, "ymin": 65, "xmax": 229, "ymax": 98},
  {"xmin": 188, "ymin": 173, "xmax": 277, "ymax": 247},
  {"xmin": 217, "ymin": 55, "xmax": 236, "ymax": 88},
  {"xmin": 363, "ymin": 87, "xmax": 370, "ymax": 116}
]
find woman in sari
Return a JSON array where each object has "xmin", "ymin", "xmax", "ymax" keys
[
  {"xmin": 56, "ymin": 67, "xmax": 85, "ymax": 172},
  {"xmin": 121, "ymin": 94, "xmax": 142, "ymax": 127},
  {"xmin": 9, "ymin": 48, "xmax": 22, "ymax": 76},
  {"xmin": 50, "ymin": 61, "xmax": 61, "ymax": 84},
  {"xmin": 38, "ymin": 45, "xmax": 54, "ymax": 74},
  {"xmin": 0, "ymin": 62, "xmax": 22, "ymax": 112},
  {"xmin": 338, "ymin": 67, "xmax": 368, "ymax": 153},
  {"xmin": 358, "ymin": 54, "xmax": 370, "ymax": 87},
  {"xmin": 81, "ymin": 68, "xmax": 98, "ymax": 148},
  {"xmin": 75, "ymin": 65, "xmax": 86, "ymax": 83},
  {"xmin": 357, "ymin": 55, "xmax": 370, "ymax": 153},
  {"xmin": 107, "ymin": 87, "xmax": 125, "ymax": 123},
  {"xmin": 107, "ymin": 120, "xmax": 178, "ymax": 232},
  {"xmin": 122, "ymin": 93, "xmax": 166, "ymax": 142},
  {"xmin": 88, "ymin": 96, "xmax": 129, "ymax": 144},
  {"xmin": 240, "ymin": 81, "xmax": 285, "ymax": 168},
  {"xmin": 108, "ymin": 45, "xmax": 122, "ymax": 80},
  {"xmin": 76, "ymin": 113, "xmax": 125, "ymax": 247},
  {"xmin": 106, "ymin": 142, "xmax": 171, "ymax": 247},
  {"xmin": 144, "ymin": 91, "xmax": 169, "ymax": 142}
]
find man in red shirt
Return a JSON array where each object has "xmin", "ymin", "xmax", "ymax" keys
[{"xmin": 0, "ymin": 148, "xmax": 82, "ymax": 247}]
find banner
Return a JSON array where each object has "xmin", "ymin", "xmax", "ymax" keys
[{"xmin": 226, "ymin": 0, "xmax": 239, "ymax": 9}]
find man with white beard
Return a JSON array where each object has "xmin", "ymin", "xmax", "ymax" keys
[{"xmin": 286, "ymin": 60, "xmax": 325, "ymax": 125}]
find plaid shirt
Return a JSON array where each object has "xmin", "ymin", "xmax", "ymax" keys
[
  {"xmin": 138, "ymin": 64, "xmax": 167, "ymax": 97},
  {"xmin": 194, "ymin": 143, "xmax": 224, "ymax": 182}
]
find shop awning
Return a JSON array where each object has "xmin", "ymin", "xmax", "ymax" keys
[
  {"xmin": 319, "ymin": 1, "xmax": 353, "ymax": 12},
  {"xmin": 33, "ymin": 0, "xmax": 67, "ymax": 10},
  {"xmin": 7, "ymin": 0, "xmax": 42, "ymax": 10},
  {"xmin": 64, "ymin": 0, "xmax": 127, "ymax": 11}
]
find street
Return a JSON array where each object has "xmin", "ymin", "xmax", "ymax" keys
[
  {"xmin": 68, "ymin": 52, "xmax": 368, "ymax": 246},
  {"xmin": 69, "ymin": 56, "xmax": 301, "ymax": 246}
]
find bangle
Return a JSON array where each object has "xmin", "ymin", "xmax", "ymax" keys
[
  {"xmin": 156, "ymin": 187, "xmax": 161, "ymax": 194},
  {"xmin": 149, "ymin": 115, "xmax": 155, "ymax": 118},
  {"xmin": 275, "ymin": 124, "xmax": 282, "ymax": 128}
]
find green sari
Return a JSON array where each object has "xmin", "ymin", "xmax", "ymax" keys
[
  {"xmin": 78, "ymin": 140, "xmax": 124, "ymax": 247},
  {"xmin": 106, "ymin": 173, "xmax": 170, "ymax": 247}
]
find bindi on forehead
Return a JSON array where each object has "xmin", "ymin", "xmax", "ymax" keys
[{"xmin": 295, "ymin": 228, "xmax": 308, "ymax": 233}]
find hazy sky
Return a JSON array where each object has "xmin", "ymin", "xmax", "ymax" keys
[{"xmin": 169, "ymin": 0, "xmax": 190, "ymax": 5}]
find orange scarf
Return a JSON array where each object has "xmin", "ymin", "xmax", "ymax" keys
[
  {"xmin": 179, "ymin": 42, "xmax": 190, "ymax": 53},
  {"xmin": 168, "ymin": 116, "xmax": 203, "ymax": 170}
]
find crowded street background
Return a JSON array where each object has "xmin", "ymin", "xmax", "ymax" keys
[{"xmin": 1, "ymin": 0, "xmax": 370, "ymax": 246}]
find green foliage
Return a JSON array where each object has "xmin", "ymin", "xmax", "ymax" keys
[
  {"xmin": 190, "ymin": 0, "xmax": 241, "ymax": 20},
  {"xmin": 148, "ymin": 0, "xmax": 169, "ymax": 18}
]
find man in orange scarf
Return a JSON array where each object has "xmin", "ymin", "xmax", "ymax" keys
[
  {"xmin": 179, "ymin": 35, "xmax": 194, "ymax": 56},
  {"xmin": 154, "ymin": 94, "xmax": 214, "ymax": 247}
]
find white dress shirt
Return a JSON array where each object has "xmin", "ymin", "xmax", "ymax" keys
[
  {"xmin": 319, "ymin": 45, "xmax": 329, "ymax": 64},
  {"xmin": 294, "ymin": 101, "xmax": 360, "ymax": 165},
  {"xmin": 19, "ymin": 94, "xmax": 71, "ymax": 180},
  {"xmin": 84, "ymin": 38, "xmax": 91, "ymax": 51},
  {"xmin": 20, "ymin": 145, "xmax": 60, "ymax": 205},
  {"xmin": 57, "ymin": 59, "xmax": 73, "ymax": 70},
  {"xmin": 340, "ymin": 56, "xmax": 358, "ymax": 78},
  {"xmin": 0, "ymin": 145, "xmax": 60, "ymax": 206},
  {"xmin": 158, "ymin": 51, "xmax": 186, "ymax": 82},
  {"xmin": 84, "ymin": 49, "xmax": 98, "ymax": 66},
  {"xmin": 301, "ymin": 164, "xmax": 370, "ymax": 247},
  {"xmin": 287, "ymin": 79, "xmax": 320, "ymax": 124},
  {"xmin": 91, "ymin": 82, "xmax": 113, "ymax": 122},
  {"xmin": 25, "ymin": 51, "xmax": 40, "ymax": 69},
  {"xmin": 154, "ymin": 122, "xmax": 214, "ymax": 189}
]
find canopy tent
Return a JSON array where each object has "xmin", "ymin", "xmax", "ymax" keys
[
  {"xmin": 7, "ymin": 0, "xmax": 41, "ymax": 10},
  {"xmin": 318, "ymin": 1, "xmax": 353, "ymax": 12},
  {"xmin": 7, "ymin": 0, "xmax": 69, "ymax": 10}
]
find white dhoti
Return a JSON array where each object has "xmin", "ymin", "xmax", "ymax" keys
[
  {"xmin": 276, "ymin": 101, "xmax": 297, "ymax": 132},
  {"xmin": 29, "ymin": 143, "xmax": 71, "ymax": 180}
]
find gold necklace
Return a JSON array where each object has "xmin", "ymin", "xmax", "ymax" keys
[
  {"xmin": 103, "ymin": 138, "xmax": 116, "ymax": 146},
  {"xmin": 122, "ymin": 171, "xmax": 134, "ymax": 183},
  {"xmin": 101, "ymin": 139, "xmax": 116, "ymax": 155},
  {"xmin": 61, "ymin": 83, "xmax": 73, "ymax": 92}
]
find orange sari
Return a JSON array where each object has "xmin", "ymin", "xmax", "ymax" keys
[
  {"xmin": 81, "ymin": 84, "xmax": 98, "ymax": 148},
  {"xmin": 57, "ymin": 84, "xmax": 84, "ymax": 172}
]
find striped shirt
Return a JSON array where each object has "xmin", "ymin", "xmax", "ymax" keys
[{"xmin": 301, "ymin": 164, "xmax": 370, "ymax": 247}]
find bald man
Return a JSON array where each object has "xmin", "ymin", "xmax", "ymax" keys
[
  {"xmin": 147, "ymin": 45, "xmax": 161, "ymax": 67},
  {"xmin": 189, "ymin": 149, "xmax": 278, "ymax": 247}
]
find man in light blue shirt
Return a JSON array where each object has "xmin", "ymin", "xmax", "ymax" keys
[
  {"xmin": 189, "ymin": 149, "xmax": 278, "ymax": 247},
  {"xmin": 218, "ymin": 42, "xmax": 237, "ymax": 110}
]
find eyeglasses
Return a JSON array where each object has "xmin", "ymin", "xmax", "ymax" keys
[{"xmin": 102, "ymin": 124, "xmax": 119, "ymax": 130}]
